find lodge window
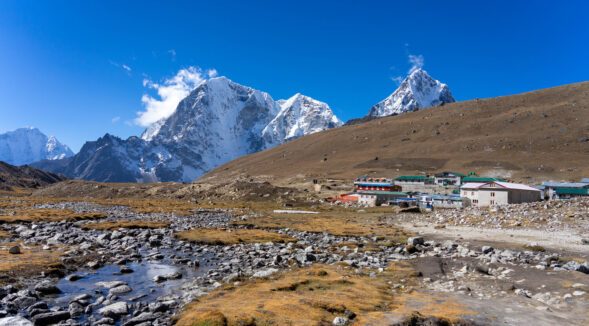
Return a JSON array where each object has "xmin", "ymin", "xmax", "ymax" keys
[
  {"xmin": 491, "ymin": 192, "xmax": 495, "ymax": 197},
  {"xmin": 490, "ymin": 200, "xmax": 495, "ymax": 205}
]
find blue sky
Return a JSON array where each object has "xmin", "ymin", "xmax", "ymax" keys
[{"xmin": 0, "ymin": 0, "xmax": 587, "ymax": 152}]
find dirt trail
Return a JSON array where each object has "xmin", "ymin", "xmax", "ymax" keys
[{"xmin": 401, "ymin": 222, "xmax": 589, "ymax": 256}]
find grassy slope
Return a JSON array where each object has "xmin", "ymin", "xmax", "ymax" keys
[{"xmin": 201, "ymin": 82, "xmax": 589, "ymax": 185}]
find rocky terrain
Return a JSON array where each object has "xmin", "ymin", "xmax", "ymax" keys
[
  {"xmin": 0, "ymin": 194, "xmax": 587, "ymax": 325},
  {"xmin": 0, "ymin": 161, "xmax": 66, "ymax": 191}
]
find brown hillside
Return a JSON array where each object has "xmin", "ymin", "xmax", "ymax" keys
[{"xmin": 201, "ymin": 82, "xmax": 589, "ymax": 185}]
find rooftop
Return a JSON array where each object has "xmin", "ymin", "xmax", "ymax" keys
[
  {"xmin": 462, "ymin": 176, "xmax": 504, "ymax": 182},
  {"xmin": 542, "ymin": 181, "xmax": 589, "ymax": 188},
  {"xmin": 461, "ymin": 181, "xmax": 540, "ymax": 192},
  {"xmin": 555, "ymin": 187, "xmax": 589, "ymax": 195},
  {"xmin": 395, "ymin": 175, "xmax": 433, "ymax": 181}
]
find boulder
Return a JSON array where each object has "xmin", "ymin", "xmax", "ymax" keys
[
  {"xmin": 99, "ymin": 302, "xmax": 129, "ymax": 318},
  {"xmin": 34, "ymin": 281, "xmax": 61, "ymax": 295},
  {"xmin": 0, "ymin": 316, "xmax": 32, "ymax": 326},
  {"xmin": 8, "ymin": 246, "xmax": 21, "ymax": 255},
  {"xmin": 407, "ymin": 237, "xmax": 425, "ymax": 246},
  {"xmin": 31, "ymin": 311, "xmax": 70, "ymax": 326}
]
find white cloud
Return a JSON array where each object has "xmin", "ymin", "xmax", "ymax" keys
[
  {"xmin": 408, "ymin": 54, "xmax": 424, "ymax": 72},
  {"xmin": 135, "ymin": 66, "xmax": 215, "ymax": 127},
  {"xmin": 206, "ymin": 68, "xmax": 218, "ymax": 78},
  {"xmin": 168, "ymin": 49, "xmax": 177, "ymax": 61},
  {"xmin": 111, "ymin": 116, "xmax": 121, "ymax": 123},
  {"xmin": 109, "ymin": 61, "xmax": 132, "ymax": 75}
]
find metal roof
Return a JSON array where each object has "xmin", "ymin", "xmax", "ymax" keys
[
  {"xmin": 462, "ymin": 177, "xmax": 504, "ymax": 182},
  {"xmin": 395, "ymin": 175, "xmax": 433, "ymax": 181},
  {"xmin": 356, "ymin": 191, "xmax": 407, "ymax": 196},
  {"xmin": 555, "ymin": 188, "xmax": 589, "ymax": 195},
  {"xmin": 461, "ymin": 181, "xmax": 540, "ymax": 192}
]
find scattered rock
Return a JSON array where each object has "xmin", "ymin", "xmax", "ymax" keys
[
  {"xmin": 99, "ymin": 302, "xmax": 129, "ymax": 318},
  {"xmin": 31, "ymin": 311, "xmax": 70, "ymax": 326},
  {"xmin": 8, "ymin": 246, "xmax": 21, "ymax": 255}
]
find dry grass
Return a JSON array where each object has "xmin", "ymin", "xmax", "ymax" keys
[
  {"xmin": 0, "ymin": 230, "xmax": 9, "ymax": 239},
  {"xmin": 175, "ymin": 261, "xmax": 467, "ymax": 326},
  {"xmin": 0, "ymin": 242, "xmax": 63, "ymax": 286},
  {"xmin": 233, "ymin": 209, "xmax": 411, "ymax": 244},
  {"xmin": 176, "ymin": 228, "xmax": 296, "ymax": 245},
  {"xmin": 82, "ymin": 220, "xmax": 171, "ymax": 231},
  {"xmin": 0, "ymin": 208, "xmax": 106, "ymax": 224}
]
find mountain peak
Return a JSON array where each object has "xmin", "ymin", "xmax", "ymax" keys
[
  {"xmin": 367, "ymin": 69, "xmax": 454, "ymax": 117},
  {"xmin": 0, "ymin": 128, "xmax": 74, "ymax": 165},
  {"xmin": 263, "ymin": 93, "xmax": 342, "ymax": 146}
]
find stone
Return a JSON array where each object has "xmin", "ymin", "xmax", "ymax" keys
[
  {"xmin": 34, "ymin": 281, "xmax": 61, "ymax": 295},
  {"xmin": 12, "ymin": 296, "xmax": 37, "ymax": 309},
  {"xmin": 153, "ymin": 272, "xmax": 182, "ymax": 283},
  {"xmin": 66, "ymin": 274, "xmax": 83, "ymax": 282},
  {"xmin": 93, "ymin": 317, "xmax": 115, "ymax": 325},
  {"xmin": 481, "ymin": 246, "xmax": 494, "ymax": 254},
  {"xmin": 96, "ymin": 281, "xmax": 127, "ymax": 289},
  {"xmin": 32, "ymin": 311, "xmax": 71, "ymax": 326},
  {"xmin": 69, "ymin": 302, "xmax": 84, "ymax": 317},
  {"xmin": 99, "ymin": 302, "xmax": 129, "ymax": 318},
  {"xmin": 407, "ymin": 237, "xmax": 425, "ymax": 246},
  {"xmin": 109, "ymin": 285, "xmax": 132, "ymax": 296},
  {"xmin": 120, "ymin": 266, "xmax": 134, "ymax": 274},
  {"xmin": 253, "ymin": 268, "xmax": 278, "ymax": 278},
  {"xmin": 8, "ymin": 246, "xmax": 21, "ymax": 254},
  {"xmin": 0, "ymin": 316, "xmax": 32, "ymax": 326},
  {"xmin": 122, "ymin": 312, "xmax": 157, "ymax": 326},
  {"xmin": 572, "ymin": 291, "xmax": 586, "ymax": 296},
  {"xmin": 333, "ymin": 316, "xmax": 348, "ymax": 326}
]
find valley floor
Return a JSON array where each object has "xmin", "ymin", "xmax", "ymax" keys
[{"xmin": 0, "ymin": 192, "xmax": 587, "ymax": 325}]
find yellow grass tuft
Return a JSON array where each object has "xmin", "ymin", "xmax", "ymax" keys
[
  {"xmin": 0, "ymin": 208, "xmax": 106, "ymax": 223},
  {"xmin": 175, "ymin": 262, "xmax": 421, "ymax": 326},
  {"xmin": 0, "ymin": 242, "xmax": 63, "ymax": 285},
  {"xmin": 176, "ymin": 228, "xmax": 295, "ymax": 245}
]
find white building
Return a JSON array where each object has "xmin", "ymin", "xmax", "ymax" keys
[{"xmin": 460, "ymin": 181, "xmax": 541, "ymax": 207}]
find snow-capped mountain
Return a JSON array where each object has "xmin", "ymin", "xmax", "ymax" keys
[
  {"xmin": 0, "ymin": 128, "xmax": 74, "ymax": 165},
  {"xmin": 367, "ymin": 68, "xmax": 455, "ymax": 117},
  {"xmin": 35, "ymin": 77, "xmax": 341, "ymax": 182},
  {"xmin": 262, "ymin": 93, "xmax": 343, "ymax": 147}
]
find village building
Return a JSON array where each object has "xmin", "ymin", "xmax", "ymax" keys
[
  {"xmin": 355, "ymin": 191, "xmax": 407, "ymax": 207},
  {"xmin": 353, "ymin": 177, "xmax": 400, "ymax": 192},
  {"xmin": 431, "ymin": 194, "xmax": 465, "ymax": 209},
  {"xmin": 433, "ymin": 172, "xmax": 466, "ymax": 186},
  {"xmin": 541, "ymin": 181, "xmax": 589, "ymax": 199},
  {"xmin": 394, "ymin": 175, "xmax": 436, "ymax": 192},
  {"xmin": 460, "ymin": 181, "xmax": 541, "ymax": 207}
]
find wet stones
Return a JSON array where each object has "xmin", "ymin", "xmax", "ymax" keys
[
  {"xmin": 0, "ymin": 316, "xmax": 33, "ymax": 326},
  {"xmin": 153, "ymin": 272, "xmax": 182, "ymax": 283},
  {"xmin": 108, "ymin": 285, "xmax": 132, "ymax": 296},
  {"xmin": 34, "ymin": 281, "xmax": 61, "ymax": 295},
  {"xmin": 31, "ymin": 311, "xmax": 70, "ymax": 326},
  {"xmin": 99, "ymin": 301, "xmax": 128, "ymax": 318},
  {"xmin": 96, "ymin": 281, "xmax": 127, "ymax": 289},
  {"xmin": 65, "ymin": 274, "xmax": 83, "ymax": 282}
]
